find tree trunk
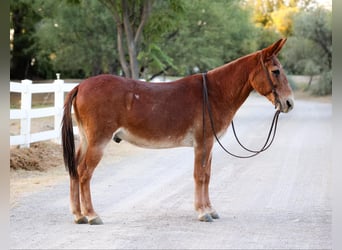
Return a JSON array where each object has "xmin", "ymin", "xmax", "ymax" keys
[
  {"xmin": 122, "ymin": 0, "xmax": 139, "ymax": 79},
  {"xmin": 100, "ymin": 0, "xmax": 152, "ymax": 79},
  {"xmin": 121, "ymin": 0, "xmax": 151, "ymax": 79},
  {"xmin": 116, "ymin": 23, "xmax": 130, "ymax": 78},
  {"xmin": 306, "ymin": 75, "xmax": 313, "ymax": 90}
]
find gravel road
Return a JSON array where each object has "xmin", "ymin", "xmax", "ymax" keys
[{"xmin": 10, "ymin": 94, "xmax": 331, "ymax": 249}]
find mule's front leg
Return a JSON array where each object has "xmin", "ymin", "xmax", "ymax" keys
[{"xmin": 193, "ymin": 145, "xmax": 219, "ymax": 222}]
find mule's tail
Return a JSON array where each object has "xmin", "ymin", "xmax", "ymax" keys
[{"xmin": 61, "ymin": 86, "xmax": 79, "ymax": 178}]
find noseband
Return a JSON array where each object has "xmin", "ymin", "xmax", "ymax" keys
[{"xmin": 201, "ymin": 72, "xmax": 280, "ymax": 163}]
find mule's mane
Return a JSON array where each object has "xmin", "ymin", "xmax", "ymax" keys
[
  {"xmin": 203, "ymin": 50, "xmax": 262, "ymax": 108},
  {"xmin": 208, "ymin": 50, "xmax": 260, "ymax": 76}
]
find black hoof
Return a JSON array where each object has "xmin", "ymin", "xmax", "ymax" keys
[
  {"xmin": 199, "ymin": 213, "xmax": 213, "ymax": 222},
  {"xmin": 74, "ymin": 216, "xmax": 88, "ymax": 224},
  {"xmin": 210, "ymin": 211, "xmax": 220, "ymax": 219},
  {"xmin": 89, "ymin": 216, "xmax": 104, "ymax": 225}
]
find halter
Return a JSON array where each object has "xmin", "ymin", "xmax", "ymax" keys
[{"xmin": 201, "ymin": 62, "xmax": 281, "ymax": 164}]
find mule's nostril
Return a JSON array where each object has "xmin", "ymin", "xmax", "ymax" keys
[{"xmin": 286, "ymin": 99, "xmax": 293, "ymax": 110}]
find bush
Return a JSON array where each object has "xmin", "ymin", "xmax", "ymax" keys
[
  {"xmin": 286, "ymin": 74, "xmax": 298, "ymax": 91},
  {"xmin": 311, "ymin": 71, "xmax": 332, "ymax": 96}
]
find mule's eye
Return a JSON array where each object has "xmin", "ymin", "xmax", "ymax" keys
[{"xmin": 272, "ymin": 69, "xmax": 280, "ymax": 76}]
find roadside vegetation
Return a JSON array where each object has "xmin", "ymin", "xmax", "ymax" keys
[{"xmin": 10, "ymin": 0, "xmax": 331, "ymax": 95}]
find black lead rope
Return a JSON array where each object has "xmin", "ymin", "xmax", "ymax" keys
[{"xmin": 202, "ymin": 73, "xmax": 281, "ymax": 160}]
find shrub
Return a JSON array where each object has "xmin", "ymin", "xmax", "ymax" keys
[{"xmin": 311, "ymin": 71, "xmax": 332, "ymax": 96}]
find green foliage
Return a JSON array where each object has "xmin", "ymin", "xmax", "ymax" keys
[
  {"xmin": 33, "ymin": 0, "xmax": 118, "ymax": 78},
  {"xmin": 10, "ymin": 0, "xmax": 332, "ymax": 96},
  {"xmin": 159, "ymin": 0, "xmax": 259, "ymax": 75},
  {"xmin": 282, "ymin": 36, "xmax": 314, "ymax": 74},
  {"xmin": 292, "ymin": 7, "xmax": 331, "ymax": 69},
  {"xmin": 311, "ymin": 70, "xmax": 332, "ymax": 96},
  {"xmin": 286, "ymin": 74, "xmax": 298, "ymax": 91},
  {"xmin": 283, "ymin": 7, "xmax": 331, "ymax": 95},
  {"xmin": 253, "ymin": 27, "xmax": 280, "ymax": 51},
  {"xmin": 138, "ymin": 0, "xmax": 185, "ymax": 78},
  {"xmin": 10, "ymin": 0, "xmax": 47, "ymax": 79}
]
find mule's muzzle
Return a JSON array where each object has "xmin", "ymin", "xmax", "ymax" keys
[{"xmin": 277, "ymin": 97, "xmax": 294, "ymax": 113}]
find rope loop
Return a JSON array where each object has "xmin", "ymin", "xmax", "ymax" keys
[{"xmin": 202, "ymin": 72, "xmax": 280, "ymax": 159}]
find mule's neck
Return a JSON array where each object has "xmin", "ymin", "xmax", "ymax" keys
[{"xmin": 206, "ymin": 52, "xmax": 258, "ymax": 113}]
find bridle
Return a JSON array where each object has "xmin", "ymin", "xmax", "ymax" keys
[
  {"xmin": 201, "ymin": 54, "xmax": 281, "ymax": 163},
  {"xmin": 259, "ymin": 52, "xmax": 281, "ymax": 110}
]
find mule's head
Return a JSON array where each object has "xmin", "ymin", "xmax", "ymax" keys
[{"xmin": 250, "ymin": 38, "xmax": 294, "ymax": 113}]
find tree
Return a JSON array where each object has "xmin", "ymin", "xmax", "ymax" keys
[
  {"xmin": 283, "ymin": 7, "xmax": 331, "ymax": 95},
  {"xmin": 293, "ymin": 7, "xmax": 332, "ymax": 69},
  {"xmin": 33, "ymin": 1, "xmax": 119, "ymax": 78},
  {"xmin": 138, "ymin": 0, "xmax": 185, "ymax": 80},
  {"xmin": 247, "ymin": 0, "xmax": 316, "ymax": 36},
  {"xmin": 10, "ymin": 0, "xmax": 273, "ymax": 81},
  {"xmin": 98, "ymin": 0, "xmax": 152, "ymax": 79},
  {"xmin": 160, "ymin": 0, "xmax": 259, "ymax": 75},
  {"xmin": 99, "ymin": 0, "xmax": 185, "ymax": 80},
  {"xmin": 10, "ymin": 0, "xmax": 46, "ymax": 79}
]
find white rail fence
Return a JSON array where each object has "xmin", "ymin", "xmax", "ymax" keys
[{"xmin": 10, "ymin": 79, "xmax": 79, "ymax": 148}]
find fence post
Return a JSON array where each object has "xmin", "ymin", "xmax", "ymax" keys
[
  {"xmin": 20, "ymin": 79, "xmax": 32, "ymax": 148},
  {"xmin": 54, "ymin": 74, "xmax": 64, "ymax": 144}
]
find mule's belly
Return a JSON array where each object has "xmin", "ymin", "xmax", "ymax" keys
[{"xmin": 113, "ymin": 128, "xmax": 194, "ymax": 149}]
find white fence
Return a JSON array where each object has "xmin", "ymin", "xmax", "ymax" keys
[{"xmin": 10, "ymin": 79, "xmax": 79, "ymax": 148}]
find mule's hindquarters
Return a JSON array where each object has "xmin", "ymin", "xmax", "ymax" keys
[{"xmin": 62, "ymin": 84, "xmax": 113, "ymax": 225}]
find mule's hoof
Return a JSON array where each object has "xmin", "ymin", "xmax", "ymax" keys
[
  {"xmin": 210, "ymin": 211, "xmax": 220, "ymax": 219},
  {"xmin": 74, "ymin": 216, "xmax": 88, "ymax": 224},
  {"xmin": 89, "ymin": 216, "xmax": 103, "ymax": 225},
  {"xmin": 198, "ymin": 213, "xmax": 213, "ymax": 222}
]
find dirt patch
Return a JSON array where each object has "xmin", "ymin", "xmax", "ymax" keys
[
  {"xmin": 10, "ymin": 141, "xmax": 67, "ymax": 207},
  {"xmin": 10, "ymin": 141, "xmax": 63, "ymax": 171}
]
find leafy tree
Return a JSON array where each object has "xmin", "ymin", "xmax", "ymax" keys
[
  {"xmin": 160, "ymin": 0, "xmax": 259, "ymax": 75},
  {"xmin": 270, "ymin": 5, "xmax": 298, "ymax": 36},
  {"xmin": 247, "ymin": 0, "xmax": 316, "ymax": 36},
  {"xmin": 98, "ymin": 0, "xmax": 152, "ymax": 79},
  {"xmin": 11, "ymin": 0, "xmax": 289, "ymax": 82},
  {"xmin": 283, "ymin": 7, "xmax": 331, "ymax": 95},
  {"xmin": 10, "ymin": 0, "xmax": 46, "ymax": 79},
  {"xmin": 99, "ymin": 0, "xmax": 185, "ymax": 79},
  {"xmin": 33, "ymin": 1, "xmax": 118, "ymax": 78},
  {"xmin": 138, "ymin": 0, "xmax": 185, "ymax": 80},
  {"xmin": 293, "ymin": 6, "xmax": 332, "ymax": 69}
]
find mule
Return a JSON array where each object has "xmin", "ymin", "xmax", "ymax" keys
[{"xmin": 62, "ymin": 38, "xmax": 294, "ymax": 225}]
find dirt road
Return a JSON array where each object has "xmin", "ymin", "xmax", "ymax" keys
[{"xmin": 10, "ymin": 94, "xmax": 331, "ymax": 249}]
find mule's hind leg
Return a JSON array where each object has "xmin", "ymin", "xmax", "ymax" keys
[
  {"xmin": 78, "ymin": 141, "xmax": 109, "ymax": 225},
  {"xmin": 70, "ymin": 146, "xmax": 88, "ymax": 224},
  {"xmin": 70, "ymin": 177, "xmax": 88, "ymax": 224}
]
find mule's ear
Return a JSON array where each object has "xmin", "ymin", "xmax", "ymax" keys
[{"xmin": 262, "ymin": 38, "xmax": 287, "ymax": 59}]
